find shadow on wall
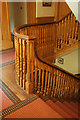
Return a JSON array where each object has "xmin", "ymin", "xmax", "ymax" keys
[
  {"xmin": 9, "ymin": 2, "xmax": 27, "ymax": 33},
  {"xmin": 55, "ymin": 48, "xmax": 80, "ymax": 75}
]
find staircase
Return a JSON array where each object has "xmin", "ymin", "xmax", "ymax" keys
[
  {"xmin": 5, "ymin": 96, "xmax": 80, "ymax": 118},
  {"xmin": 13, "ymin": 4, "xmax": 80, "ymax": 119},
  {"xmin": 65, "ymin": 0, "xmax": 80, "ymax": 22},
  {"xmin": 45, "ymin": 98, "xmax": 79, "ymax": 118}
]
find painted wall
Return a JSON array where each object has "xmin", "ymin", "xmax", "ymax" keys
[
  {"xmin": 66, "ymin": 1, "xmax": 80, "ymax": 22},
  {"xmin": 58, "ymin": 2, "xmax": 71, "ymax": 20},
  {"xmin": 36, "ymin": 1, "xmax": 55, "ymax": 17},
  {"xmin": 9, "ymin": 2, "xmax": 27, "ymax": 33},
  {"xmin": 55, "ymin": 48, "xmax": 80, "ymax": 75}
]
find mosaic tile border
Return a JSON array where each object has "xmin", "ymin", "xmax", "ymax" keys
[
  {"xmin": 0, "ymin": 80, "xmax": 21, "ymax": 104},
  {"xmin": 0, "ymin": 49, "xmax": 15, "ymax": 55},
  {"xmin": 0, "ymin": 94, "xmax": 38, "ymax": 119},
  {"xmin": 0, "ymin": 60, "xmax": 15, "ymax": 68}
]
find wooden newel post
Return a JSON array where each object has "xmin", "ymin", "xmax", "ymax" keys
[
  {"xmin": 26, "ymin": 39, "xmax": 31, "ymax": 94},
  {"xmin": 26, "ymin": 38, "xmax": 34, "ymax": 94}
]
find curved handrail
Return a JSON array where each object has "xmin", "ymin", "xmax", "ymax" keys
[
  {"xmin": 13, "ymin": 11, "xmax": 80, "ymax": 82},
  {"xmin": 13, "ymin": 35, "xmax": 80, "ymax": 81},
  {"xmin": 13, "ymin": 12, "xmax": 73, "ymax": 37},
  {"xmin": 34, "ymin": 40, "xmax": 80, "ymax": 81},
  {"xmin": 13, "ymin": 11, "xmax": 79, "ymax": 80},
  {"xmin": 13, "ymin": 11, "xmax": 80, "ymax": 99}
]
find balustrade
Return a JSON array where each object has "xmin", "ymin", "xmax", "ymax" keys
[{"xmin": 13, "ymin": 12, "xmax": 80, "ymax": 100}]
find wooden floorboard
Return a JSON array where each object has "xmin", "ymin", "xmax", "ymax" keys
[{"xmin": 0, "ymin": 63, "xmax": 34, "ymax": 101}]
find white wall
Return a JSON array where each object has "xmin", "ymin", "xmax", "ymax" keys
[
  {"xmin": 36, "ymin": 1, "xmax": 55, "ymax": 17},
  {"xmin": 65, "ymin": 1, "xmax": 80, "ymax": 22},
  {"xmin": 9, "ymin": 2, "xmax": 27, "ymax": 33},
  {"xmin": 55, "ymin": 48, "xmax": 80, "ymax": 74}
]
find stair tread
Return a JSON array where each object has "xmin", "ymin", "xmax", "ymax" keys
[
  {"xmin": 5, "ymin": 98, "xmax": 63, "ymax": 118},
  {"xmin": 46, "ymin": 100, "xmax": 72, "ymax": 118},
  {"xmin": 70, "ymin": 102, "xmax": 80, "ymax": 109},
  {"xmin": 63, "ymin": 101, "xmax": 78, "ymax": 114},
  {"xmin": 55, "ymin": 101, "xmax": 78, "ymax": 118}
]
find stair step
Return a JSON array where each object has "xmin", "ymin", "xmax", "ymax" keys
[
  {"xmin": 70, "ymin": 102, "xmax": 80, "ymax": 110},
  {"xmin": 5, "ymin": 98, "xmax": 63, "ymax": 118},
  {"xmin": 55, "ymin": 101, "xmax": 78, "ymax": 118},
  {"xmin": 63, "ymin": 101, "xmax": 78, "ymax": 114},
  {"xmin": 46, "ymin": 100, "xmax": 72, "ymax": 118}
]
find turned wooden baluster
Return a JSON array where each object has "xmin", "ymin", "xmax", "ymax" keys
[
  {"xmin": 71, "ymin": 78, "xmax": 75, "ymax": 98},
  {"xmin": 73, "ymin": 79, "xmax": 76, "ymax": 97},
  {"xmin": 26, "ymin": 40, "xmax": 31, "ymax": 93},
  {"xmin": 69, "ymin": 76, "xmax": 72, "ymax": 98},
  {"xmin": 15, "ymin": 36, "xmax": 17, "ymax": 76},
  {"xmin": 61, "ymin": 20, "xmax": 64, "ymax": 48},
  {"xmin": 65, "ymin": 74, "xmax": 68, "ymax": 98},
  {"xmin": 15, "ymin": 37, "xmax": 18, "ymax": 82},
  {"xmin": 41, "ymin": 26, "xmax": 44, "ymax": 45},
  {"xmin": 64, "ymin": 17, "xmax": 67, "ymax": 44},
  {"xmin": 35, "ymin": 58, "xmax": 38, "ymax": 92},
  {"xmin": 56, "ymin": 23, "xmax": 59, "ymax": 49},
  {"xmin": 67, "ymin": 75, "xmax": 70, "ymax": 98},
  {"xmin": 72, "ymin": 79, "xmax": 75, "ymax": 97},
  {"xmin": 41, "ymin": 67, "xmax": 45, "ymax": 95},
  {"xmin": 38, "ymin": 26, "xmax": 40, "ymax": 45},
  {"xmin": 75, "ymin": 82, "xmax": 79, "ymax": 98},
  {"xmin": 60, "ymin": 72, "xmax": 64, "ymax": 98},
  {"xmin": 63, "ymin": 74, "xmax": 67, "ymax": 98},
  {"xmin": 22, "ymin": 40, "xmax": 26, "ymax": 89},
  {"xmin": 70, "ymin": 78, "xmax": 73, "ymax": 99},
  {"xmin": 47, "ymin": 69, "xmax": 51, "ymax": 95},
  {"xmin": 44, "ymin": 69, "xmax": 48, "ymax": 96},
  {"xmin": 59, "ymin": 71, "xmax": 62, "ymax": 98},
  {"xmin": 67, "ymin": 15, "xmax": 70, "ymax": 44},
  {"xmin": 30, "ymin": 41, "xmax": 34, "ymax": 86},
  {"xmin": 44, "ymin": 25, "xmax": 46, "ymax": 44},
  {"xmin": 45, "ymin": 26, "xmax": 47, "ymax": 44},
  {"xmin": 51, "ymin": 70, "xmax": 56, "ymax": 97},
  {"xmin": 55, "ymin": 70, "xmax": 59, "ymax": 97},
  {"xmin": 36, "ymin": 26, "xmax": 39, "ymax": 45},
  {"xmin": 49, "ymin": 25, "xmax": 51, "ymax": 42},
  {"xmin": 17, "ymin": 38, "xmax": 20, "ymax": 84},
  {"xmin": 37, "ymin": 63, "xmax": 41, "ymax": 94},
  {"xmin": 72, "ymin": 15, "xmax": 76, "ymax": 39},
  {"xmin": 49, "ymin": 69, "xmax": 53, "ymax": 96},
  {"xmin": 62, "ymin": 73, "xmax": 65, "ymax": 97},
  {"xmin": 69, "ymin": 13, "xmax": 73, "ymax": 44},
  {"xmin": 75, "ymin": 21, "xmax": 79, "ymax": 40},
  {"xmin": 56, "ymin": 70, "xmax": 61, "ymax": 98},
  {"xmin": 19, "ymin": 38, "xmax": 23, "ymax": 87},
  {"xmin": 70, "ymin": 13, "xmax": 73, "ymax": 38},
  {"xmin": 39, "ymin": 26, "xmax": 42, "ymax": 45},
  {"xmin": 57, "ymin": 71, "xmax": 61, "ymax": 98}
]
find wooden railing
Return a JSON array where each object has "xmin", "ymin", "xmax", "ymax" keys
[
  {"xmin": 13, "ymin": 12, "xmax": 80, "ymax": 100},
  {"xmin": 15, "ymin": 12, "xmax": 79, "ymax": 59}
]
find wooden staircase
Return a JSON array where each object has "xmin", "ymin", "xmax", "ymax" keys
[
  {"xmin": 46, "ymin": 99, "xmax": 79, "ymax": 118},
  {"xmin": 13, "ymin": 11, "xmax": 80, "ymax": 107}
]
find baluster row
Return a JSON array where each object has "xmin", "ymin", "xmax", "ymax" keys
[
  {"xmin": 33, "ymin": 63, "xmax": 79, "ymax": 99},
  {"xmin": 56, "ymin": 13, "xmax": 79, "ymax": 51}
]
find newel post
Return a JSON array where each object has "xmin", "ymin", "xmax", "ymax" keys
[
  {"xmin": 26, "ymin": 37, "xmax": 36, "ymax": 94},
  {"xmin": 26, "ymin": 39, "xmax": 31, "ymax": 94}
]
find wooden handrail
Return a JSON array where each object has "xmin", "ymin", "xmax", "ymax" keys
[
  {"xmin": 13, "ymin": 11, "xmax": 80, "ymax": 100},
  {"xmin": 13, "ymin": 12, "xmax": 72, "ymax": 34},
  {"xmin": 34, "ymin": 43, "xmax": 80, "ymax": 81}
]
